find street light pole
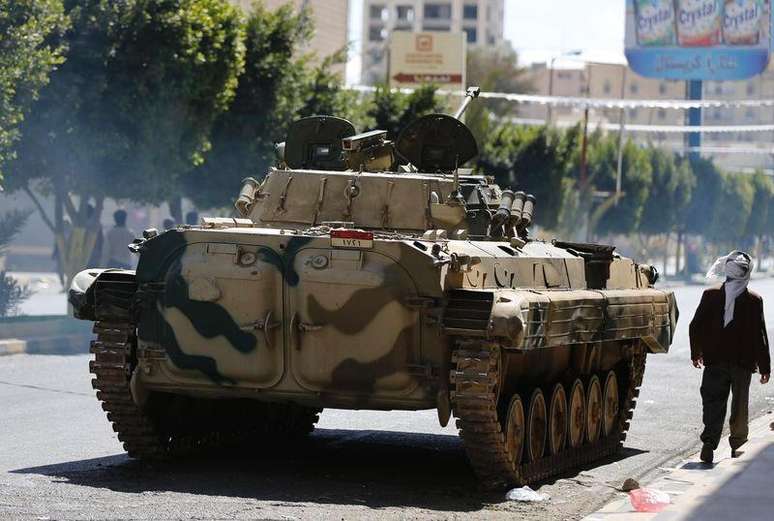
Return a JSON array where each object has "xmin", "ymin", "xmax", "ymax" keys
[
  {"xmin": 547, "ymin": 50, "xmax": 581, "ymax": 125},
  {"xmin": 547, "ymin": 56, "xmax": 557, "ymax": 124}
]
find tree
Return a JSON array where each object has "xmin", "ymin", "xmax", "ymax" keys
[
  {"xmin": 478, "ymin": 123, "xmax": 580, "ymax": 229},
  {"xmin": 465, "ymin": 45, "xmax": 532, "ymax": 144},
  {"xmin": 705, "ymin": 173, "xmax": 755, "ymax": 249},
  {"xmin": 681, "ymin": 156, "xmax": 724, "ymax": 237},
  {"xmin": 181, "ymin": 2, "xmax": 310, "ymax": 210},
  {"xmin": 587, "ymin": 135, "xmax": 652, "ymax": 236},
  {"xmin": 7, "ymin": 0, "xmax": 245, "ymax": 284},
  {"xmin": 0, "ymin": 0, "xmax": 68, "ymax": 183},
  {"xmin": 0, "ymin": 210, "xmax": 32, "ymax": 316},
  {"xmin": 639, "ymin": 149, "xmax": 695, "ymax": 236},
  {"xmin": 743, "ymin": 172, "xmax": 773, "ymax": 260},
  {"xmin": 366, "ymin": 84, "xmax": 445, "ymax": 140}
]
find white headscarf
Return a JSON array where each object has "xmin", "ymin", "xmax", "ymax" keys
[{"xmin": 706, "ymin": 250, "xmax": 753, "ymax": 327}]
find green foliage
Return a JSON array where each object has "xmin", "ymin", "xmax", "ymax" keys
[
  {"xmin": 705, "ymin": 172, "xmax": 756, "ymax": 247},
  {"xmin": 182, "ymin": 2, "xmax": 309, "ymax": 209},
  {"xmin": 366, "ymin": 84, "xmax": 445, "ymax": 140},
  {"xmin": 638, "ymin": 149, "xmax": 695, "ymax": 235},
  {"xmin": 0, "ymin": 210, "xmax": 32, "ymax": 316},
  {"xmin": 478, "ymin": 124, "xmax": 579, "ymax": 229},
  {"xmin": 744, "ymin": 172, "xmax": 773, "ymax": 242},
  {"xmin": 587, "ymin": 135, "xmax": 652, "ymax": 235},
  {"xmin": 681, "ymin": 156, "xmax": 724, "ymax": 236},
  {"xmin": 0, "ymin": 0, "xmax": 68, "ymax": 183},
  {"xmin": 465, "ymin": 45, "xmax": 532, "ymax": 144},
  {"xmin": 8, "ymin": 0, "xmax": 246, "ymax": 206}
]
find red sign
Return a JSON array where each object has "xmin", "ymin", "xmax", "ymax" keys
[{"xmin": 391, "ymin": 73, "xmax": 463, "ymax": 84}]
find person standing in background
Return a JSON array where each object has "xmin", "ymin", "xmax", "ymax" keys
[
  {"xmin": 86, "ymin": 205, "xmax": 104, "ymax": 268},
  {"xmin": 690, "ymin": 251, "xmax": 770, "ymax": 464},
  {"xmin": 103, "ymin": 210, "xmax": 135, "ymax": 269},
  {"xmin": 185, "ymin": 210, "xmax": 198, "ymax": 226}
]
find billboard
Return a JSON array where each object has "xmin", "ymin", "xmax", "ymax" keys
[
  {"xmin": 625, "ymin": 0, "xmax": 773, "ymax": 80},
  {"xmin": 388, "ymin": 32, "xmax": 466, "ymax": 91}
]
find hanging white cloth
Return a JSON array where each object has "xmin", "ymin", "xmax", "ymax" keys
[{"xmin": 706, "ymin": 251, "xmax": 753, "ymax": 327}]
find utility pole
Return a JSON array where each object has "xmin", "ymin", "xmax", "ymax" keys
[{"xmin": 687, "ymin": 80, "xmax": 702, "ymax": 160}]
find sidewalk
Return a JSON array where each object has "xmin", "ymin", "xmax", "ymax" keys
[{"xmin": 584, "ymin": 413, "xmax": 774, "ymax": 521}]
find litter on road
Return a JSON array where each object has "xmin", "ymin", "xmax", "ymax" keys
[{"xmin": 505, "ymin": 486, "xmax": 550, "ymax": 502}]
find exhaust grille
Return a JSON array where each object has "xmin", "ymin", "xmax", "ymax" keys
[
  {"xmin": 94, "ymin": 272, "xmax": 138, "ymax": 321},
  {"xmin": 443, "ymin": 290, "xmax": 493, "ymax": 334}
]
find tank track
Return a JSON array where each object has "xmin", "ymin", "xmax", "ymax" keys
[
  {"xmin": 451, "ymin": 340, "xmax": 646, "ymax": 489},
  {"xmin": 90, "ymin": 321, "xmax": 167, "ymax": 459},
  {"xmin": 89, "ymin": 320, "xmax": 321, "ymax": 459}
]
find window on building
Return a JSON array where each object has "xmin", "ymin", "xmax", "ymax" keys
[
  {"xmin": 463, "ymin": 4, "xmax": 478, "ymax": 19},
  {"xmin": 746, "ymin": 82, "xmax": 755, "ymax": 96},
  {"xmin": 659, "ymin": 82, "xmax": 667, "ymax": 95},
  {"xmin": 629, "ymin": 82, "xmax": 639, "ymax": 95},
  {"xmin": 746, "ymin": 108, "xmax": 755, "ymax": 120},
  {"xmin": 464, "ymin": 26, "xmax": 477, "ymax": 43},
  {"xmin": 369, "ymin": 4, "xmax": 386, "ymax": 20},
  {"xmin": 368, "ymin": 26, "xmax": 386, "ymax": 42},
  {"xmin": 657, "ymin": 109, "xmax": 666, "ymax": 120},
  {"xmin": 603, "ymin": 81, "xmax": 611, "ymax": 95},
  {"xmin": 628, "ymin": 108, "xmax": 638, "ymax": 119},
  {"xmin": 715, "ymin": 83, "xmax": 722, "ymax": 95},
  {"xmin": 396, "ymin": 5, "xmax": 414, "ymax": 21},
  {"xmin": 424, "ymin": 3, "xmax": 451, "ymax": 19},
  {"xmin": 487, "ymin": 31, "xmax": 496, "ymax": 45}
]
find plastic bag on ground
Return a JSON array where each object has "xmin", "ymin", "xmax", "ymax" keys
[
  {"xmin": 505, "ymin": 486, "xmax": 550, "ymax": 502},
  {"xmin": 628, "ymin": 488, "xmax": 670, "ymax": 512}
]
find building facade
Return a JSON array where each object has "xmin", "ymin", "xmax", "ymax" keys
[
  {"xmin": 522, "ymin": 59, "xmax": 686, "ymax": 146},
  {"xmin": 361, "ymin": 0, "xmax": 505, "ymax": 85},
  {"xmin": 229, "ymin": 0, "xmax": 349, "ymax": 71},
  {"xmin": 522, "ymin": 57, "xmax": 774, "ymax": 171}
]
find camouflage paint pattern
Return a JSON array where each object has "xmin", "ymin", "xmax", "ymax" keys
[{"xmin": 72, "ymin": 159, "xmax": 677, "ymax": 414}]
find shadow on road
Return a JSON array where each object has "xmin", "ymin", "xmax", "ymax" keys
[{"xmin": 12, "ymin": 428, "xmax": 647, "ymax": 512}]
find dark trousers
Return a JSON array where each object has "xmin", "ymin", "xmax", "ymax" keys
[{"xmin": 700, "ymin": 364, "xmax": 752, "ymax": 450}]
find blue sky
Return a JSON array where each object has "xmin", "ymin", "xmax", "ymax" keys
[{"xmin": 347, "ymin": 0, "xmax": 626, "ymax": 82}]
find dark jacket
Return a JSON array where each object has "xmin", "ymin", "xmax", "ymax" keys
[{"xmin": 689, "ymin": 284, "xmax": 770, "ymax": 375}]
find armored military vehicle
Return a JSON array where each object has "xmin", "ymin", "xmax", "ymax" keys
[{"xmin": 70, "ymin": 87, "xmax": 677, "ymax": 487}]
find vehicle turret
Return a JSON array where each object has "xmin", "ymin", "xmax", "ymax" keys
[{"xmin": 235, "ymin": 86, "xmax": 538, "ymax": 241}]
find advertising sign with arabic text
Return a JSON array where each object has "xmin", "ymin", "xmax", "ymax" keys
[{"xmin": 625, "ymin": 0, "xmax": 773, "ymax": 80}]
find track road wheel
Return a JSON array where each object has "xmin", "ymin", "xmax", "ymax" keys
[
  {"xmin": 602, "ymin": 370, "xmax": 620, "ymax": 437},
  {"xmin": 505, "ymin": 394, "xmax": 526, "ymax": 466},
  {"xmin": 526, "ymin": 388, "xmax": 547, "ymax": 462},
  {"xmin": 586, "ymin": 375, "xmax": 603, "ymax": 443},
  {"xmin": 548, "ymin": 383, "xmax": 567, "ymax": 455},
  {"xmin": 567, "ymin": 378, "xmax": 585, "ymax": 448}
]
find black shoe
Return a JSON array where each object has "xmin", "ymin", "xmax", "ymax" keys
[
  {"xmin": 700, "ymin": 445, "xmax": 714, "ymax": 464},
  {"xmin": 731, "ymin": 449, "xmax": 740, "ymax": 458}
]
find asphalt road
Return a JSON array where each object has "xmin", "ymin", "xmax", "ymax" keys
[{"xmin": 1, "ymin": 280, "xmax": 773, "ymax": 520}]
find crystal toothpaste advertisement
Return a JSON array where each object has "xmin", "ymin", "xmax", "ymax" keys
[{"xmin": 625, "ymin": 0, "xmax": 773, "ymax": 79}]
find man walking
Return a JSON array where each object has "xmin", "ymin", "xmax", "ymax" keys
[{"xmin": 690, "ymin": 251, "xmax": 770, "ymax": 464}]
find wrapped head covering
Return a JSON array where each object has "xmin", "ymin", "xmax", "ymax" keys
[{"xmin": 706, "ymin": 250, "xmax": 753, "ymax": 327}]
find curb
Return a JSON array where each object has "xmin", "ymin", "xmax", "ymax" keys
[
  {"xmin": 0, "ymin": 339, "xmax": 26, "ymax": 356},
  {"xmin": 0, "ymin": 334, "xmax": 91, "ymax": 356},
  {"xmin": 582, "ymin": 413, "xmax": 774, "ymax": 520}
]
